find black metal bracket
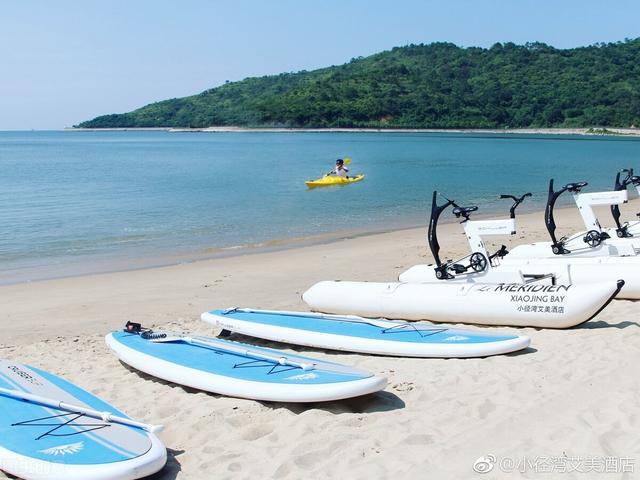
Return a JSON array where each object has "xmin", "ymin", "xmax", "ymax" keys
[
  {"xmin": 545, "ymin": 179, "xmax": 587, "ymax": 254},
  {"xmin": 612, "ymin": 168, "xmax": 640, "ymax": 237}
]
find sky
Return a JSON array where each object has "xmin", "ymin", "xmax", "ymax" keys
[{"xmin": 1, "ymin": 0, "xmax": 639, "ymax": 130}]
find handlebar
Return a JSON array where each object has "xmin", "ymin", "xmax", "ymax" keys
[
  {"xmin": 451, "ymin": 204, "xmax": 478, "ymax": 222},
  {"xmin": 565, "ymin": 181, "xmax": 588, "ymax": 193},
  {"xmin": 616, "ymin": 168, "xmax": 640, "ymax": 188},
  {"xmin": 499, "ymin": 193, "xmax": 532, "ymax": 218}
]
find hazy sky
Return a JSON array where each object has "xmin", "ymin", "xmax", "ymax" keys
[{"xmin": 1, "ymin": 0, "xmax": 639, "ymax": 130}]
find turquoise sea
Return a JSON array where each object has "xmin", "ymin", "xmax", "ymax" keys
[{"xmin": 1, "ymin": 130, "xmax": 639, "ymax": 284}]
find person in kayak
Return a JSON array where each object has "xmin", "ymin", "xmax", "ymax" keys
[{"xmin": 330, "ymin": 159, "xmax": 350, "ymax": 177}]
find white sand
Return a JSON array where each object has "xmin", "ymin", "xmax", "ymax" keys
[
  {"xmin": 1, "ymin": 202, "xmax": 639, "ymax": 478},
  {"xmin": 68, "ymin": 126, "xmax": 640, "ymax": 136}
]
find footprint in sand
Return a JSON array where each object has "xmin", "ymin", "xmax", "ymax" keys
[
  {"xmin": 241, "ymin": 423, "xmax": 274, "ymax": 441},
  {"xmin": 225, "ymin": 414, "xmax": 248, "ymax": 428},
  {"xmin": 392, "ymin": 381, "xmax": 415, "ymax": 392},
  {"xmin": 339, "ymin": 416, "xmax": 366, "ymax": 428},
  {"xmin": 477, "ymin": 398, "xmax": 496, "ymax": 419},
  {"xmin": 273, "ymin": 463, "xmax": 291, "ymax": 478},
  {"xmin": 403, "ymin": 434, "xmax": 434, "ymax": 445},
  {"xmin": 294, "ymin": 450, "xmax": 324, "ymax": 469}
]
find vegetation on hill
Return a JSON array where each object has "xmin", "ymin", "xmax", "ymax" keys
[{"xmin": 77, "ymin": 39, "xmax": 640, "ymax": 129}]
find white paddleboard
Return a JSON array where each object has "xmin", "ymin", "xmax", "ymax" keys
[
  {"xmin": 203, "ymin": 308, "xmax": 531, "ymax": 358},
  {"xmin": 0, "ymin": 359, "xmax": 166, "ymax": 480},
  {"xmin": 106, "ymin": 326, "xmax": 386, "ymax": 403}
]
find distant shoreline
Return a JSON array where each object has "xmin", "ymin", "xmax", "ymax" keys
[{"xmin": 66, "ymin": 126, "xmax": 640, "ymax": 136}]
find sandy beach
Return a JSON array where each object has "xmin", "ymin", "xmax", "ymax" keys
[
  {"xmin": 2, "ymin": 201, "xmax": 639, "ymax": 479},
  {"xmin": 68, "ymin": 126, "xmax": 640, "ymax": 136}
]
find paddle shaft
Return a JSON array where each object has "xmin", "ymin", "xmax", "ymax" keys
[
  {"xmin": 161, "ymin": 334, "xmax": 315, "ymax": 371},
  {"xmin": 0, "ymin": 387, "xmax": 163, "ymax": 433},
  {"xmin": 145, "ymin": 331, "xmax": 371, "ymax": 376},
  {"xmin": 225, "ymin": 307, "xmax": 402, "ymax": 329}
]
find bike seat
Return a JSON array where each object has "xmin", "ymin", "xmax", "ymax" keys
[
  {"xmin": 565, "ymin": 181, "xmax": 588, "ymax": 192},
  {"xmin": 452, "ymin": 206, "xmax": 478, "ymax": 216}
]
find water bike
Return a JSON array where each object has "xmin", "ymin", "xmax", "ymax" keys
[
  {"xmin": 303, "ymin": 193, "xmax": 624, "ymax": 328},
  {"xmin": 555, "ymin": 168, "xmax": 640, "ymax": 245},
  {"xmin": 505, "ymin": 178, "xmax": 639, "ymax": 259},
  {"xmin": 398, "ymin": 191, "xmax": 639, "ymax": 300}
]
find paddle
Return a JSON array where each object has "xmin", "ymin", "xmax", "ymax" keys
[
  {"xmin": 221, "ymin": 307, "xmax": 415, "ymax": 330},
  {"xmin": 0, "ymin": 387, "xmax": 164, "ymax": 433},
  {"xmin": 145, "ymin": 331, "xmax": 315, "ymax": 371},
  {"xmin": 142, "ymin": 329, "xmax": 372, "ymax": 376}
]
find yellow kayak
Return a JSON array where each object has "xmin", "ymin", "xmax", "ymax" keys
[{"xmin": 305, "ymin": 174, "xmax": 365, "ymax": 188}]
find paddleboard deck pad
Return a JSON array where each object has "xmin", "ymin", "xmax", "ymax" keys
[
  {"xmin": 202, "ymin": 308, "xmax": 531, "ymax": 357},
  {"xmin": 106, "ymin": 324, "xmax": 386, "ymax": 403},
  {"xmin": 0, "ymin": 359, "xmax": 166, "ymax": 480}
]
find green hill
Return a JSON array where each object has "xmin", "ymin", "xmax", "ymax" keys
[{"xmin": 77, "ymin": 40, "xmax": 640, "ymax": 129}]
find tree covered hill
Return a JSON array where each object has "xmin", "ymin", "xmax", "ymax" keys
[{"xmin": 77, "ymin": 40, "xmax": 640, "ymax": 129}]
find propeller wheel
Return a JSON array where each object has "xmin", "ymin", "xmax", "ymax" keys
[
  {"xmin": 583, "ymin": 230, "xmax": 602, "ymax": 248},
  {"xmin": 469, "ymin": 252, "xmax": 488, "ymax": 272}
]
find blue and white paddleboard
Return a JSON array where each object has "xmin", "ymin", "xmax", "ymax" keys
[
  {"xmin": 202, "ymin": 308, "xmax": 531, "ymax": 358},
  {"xmin": 0, "ymin": 359, "xmax": 166, "ymax": 480},
  {"xmin": 106, "ymin": 326, "xmax": 386, "ymax": 403}
]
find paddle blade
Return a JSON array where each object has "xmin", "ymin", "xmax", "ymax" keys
[{"xmin": 143, "ymin": 332, "xmax": 184, "ymax": 343}]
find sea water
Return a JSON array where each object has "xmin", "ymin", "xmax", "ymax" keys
[{"xmin": 1, "ymin": 130, "xmax": 639, "ymax": 283}]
